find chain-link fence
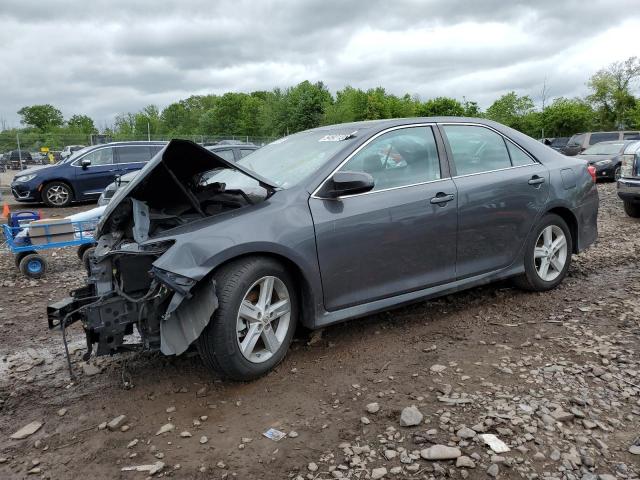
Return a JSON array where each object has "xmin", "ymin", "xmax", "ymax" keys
[{"xmin": 0, "ymin": 131, "xmax": 278, "ymax": 156}]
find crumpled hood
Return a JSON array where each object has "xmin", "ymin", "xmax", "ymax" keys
[{"xmin": 96, "ymin": 139, "xmax": 275, "ymax": 237}]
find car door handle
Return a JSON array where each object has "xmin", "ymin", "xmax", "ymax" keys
[
  {"xmin": 528, "ymin": 175, "xmax": 545, "ymax": 185},
  {"xmin": 430, "ymin": 193, "xmax": 455, "ymax": 204}
]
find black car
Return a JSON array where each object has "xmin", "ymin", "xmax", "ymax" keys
[
  {"xmin": 548, "ymin": 137, "xmax": 570, "ymax": 152},
  {"xmin": 576, "ymin": 140, "xmax": 637, "ymax": 181},
  {"xmin": 5, "ymin": 150, "xmax": 33, "ymax": 170}
]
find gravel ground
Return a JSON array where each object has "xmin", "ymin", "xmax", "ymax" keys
[{"xmin": 0, "ymin": 182, "xmax": 638, "ymax": 480}]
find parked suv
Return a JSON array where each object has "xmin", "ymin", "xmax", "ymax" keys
[
  {"xmin": 617, "ymin": 141, "xmax": 640, "ymax": 217},
  {"xmin": 11, "ymin": 141, "xmax": 166, "ymax": 207},
  {"xmin": 562, "ymin": 131, "xmax": 640, "ymax": 156},
  {"xmin": 5, "ymin": 150, "xmax": 33, "ymax": 170}
]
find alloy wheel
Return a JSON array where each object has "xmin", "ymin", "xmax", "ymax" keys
[
  {"xmin": 46, "ymin": 185, "xmax": 70, "ymax": 206},
  {"xmin": 236, "ymin": 276, "xmax": 291, "ymax": 363},
  {"xmin": 534, "ymin": 225, "xmax": 568, "ymax": 282}
]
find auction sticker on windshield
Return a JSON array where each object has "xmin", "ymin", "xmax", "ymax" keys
[{"xmin": 319, "ymin": 131, "xmax": 357, "ymax": 142}]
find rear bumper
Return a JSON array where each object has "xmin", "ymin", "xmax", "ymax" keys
[{"xmin": 617, "ymin": 178, "xmax": 640, "ymax": 203}]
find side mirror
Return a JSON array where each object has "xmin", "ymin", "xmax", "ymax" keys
[
  {"xmin": 321, "ymin": 171, "xmax": 374, "ymax": 198},
  {"xmin": 81, "ymin": 158, "xmax": 91, "ymax": 169}
]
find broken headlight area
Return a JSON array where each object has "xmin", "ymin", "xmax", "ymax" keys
[{"xmin": 47, "ymin": 140, "xmax": 268, "ymax": 365}]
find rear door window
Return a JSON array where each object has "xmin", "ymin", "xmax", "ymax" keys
[
  {"xmin": 623, "ymin": 132, "xmax": 640, "ymax": 140},
  {"xmin": 116, "ymin": 146, "xmax": 153, "ymax": 163},
  {"xmin": 442, "ymin": 125, "xmax": 511, "ymax": 176},
  {"xmin": 589, "ymin": 132, "xmax": 619, "ymax": 145}
]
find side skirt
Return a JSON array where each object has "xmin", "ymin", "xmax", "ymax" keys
[{"xmin": 314, "ymin": 263, "xmax": 525, "ymax": 329}]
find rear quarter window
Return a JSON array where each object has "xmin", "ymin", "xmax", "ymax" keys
[{"xmin": 589, "ymin": 132, "xmax": 619, "ymax": 145}]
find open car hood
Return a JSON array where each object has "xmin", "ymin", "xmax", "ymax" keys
[{"xmin": 96, "ymin": 139, "xmax": 276, "ymax": 237}]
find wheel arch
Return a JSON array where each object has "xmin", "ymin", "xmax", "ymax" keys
[
  {"xmin": 207, "ymin": 251, "xmax": 318, "ymax": 329},
  {"xmin": 40, "ymin": 178, "xmax": 76, "ymax": 201},
  {"xmin": 546, "ymin": 206, "xmax": 579, "ymax": 254}
]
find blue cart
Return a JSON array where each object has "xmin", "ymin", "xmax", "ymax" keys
[{"xmin": 2, "ymin": 211, "xmax": 97, "ymax": 278}]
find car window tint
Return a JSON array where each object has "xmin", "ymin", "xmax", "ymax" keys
[
  {"xmin": 240, "ymin": 148, "xmax": 255, "ymax": 158},
  {"xmin": 589, "ymin": 132, "xmax": 618, "ymax": 145},
  {"xmin": 506, "ymin": 140, "xmax": 534, "ymax": 166},
  {"xmin": 623, "ymin": 132, "xmax": 640, "ymax": 140},
  {"xmin": 83, "ymin": 147, "xmax": 113, "ymax": 166},
  {"xmin": 338, "ymin": 127, "xmax": 441, "ymax": 192},
  {"xmin": 117, "ymin": 146, "xmax": 152, "ymax": 163},
  {"xmin": 442, "ymin": 125, "xmax": 511, "ymax": 175},
  {"xmin": 212, "ymin": 149, "xmax": 235, "ymax": 162}
]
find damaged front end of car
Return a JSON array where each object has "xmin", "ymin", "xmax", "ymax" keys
[{"xmin": 47, "ymin": 139, "xmax": 276, "ymax": 364}]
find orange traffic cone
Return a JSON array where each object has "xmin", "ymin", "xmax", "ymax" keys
[{"xmin": 2, "ymin": 203, "xmax": 9, "ymax": 219}]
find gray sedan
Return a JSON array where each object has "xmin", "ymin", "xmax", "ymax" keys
[{"xmin": 48, "ymin": 118, "xmax": 599, "ymax": 381}]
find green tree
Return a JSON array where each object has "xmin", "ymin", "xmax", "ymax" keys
[
  {"xmin": 17, "ymin": 104, "xmax": 64, "ymax": 131},
  {"xmin": 587, "ymin": 56, "xmax": 640, "ymax": 130},
  {"xmin": 542, "ymin": 98, "xmax": 594, "ymax": 137},
  {"xmin": 486, "ymin": 92, "xmax": 540, "ymax": 136},
  {"xmin": 67, "ymin": 114, "xmax": 97, "ymax": 134},
  {"xmin": 416, "ymin": 97, "xmax": 465, "ymax": 116}
]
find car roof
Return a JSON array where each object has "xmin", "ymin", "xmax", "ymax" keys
[
  {"xmin": 302, "ymin": 116, "xmax": 517, "ymax": 134},
  {"xmin": 206, "ymin": 144, "xmax": 257, "ymax": 149}
]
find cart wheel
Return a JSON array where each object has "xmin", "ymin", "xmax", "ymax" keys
[
  {"xmin": 15, "ymin": 250, "xmax": 37, "ymax": 269},
  {"xmin": 19, "ymin": 254, "xmax": 48, "ymax": 279},
  {"xmin": 77, "ymin": 243, "xmax": 95, "ymax": 260},
  {"xmin": 82, "ymin": 246, "xmax": 96, "ymax": 274}
]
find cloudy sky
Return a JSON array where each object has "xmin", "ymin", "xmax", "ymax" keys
[{"xmin": 1, "ymin": 0, "xmax": 639, "ymax": 128}]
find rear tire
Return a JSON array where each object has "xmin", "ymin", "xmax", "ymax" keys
[
  {"xmin": 197, "ymin": 257, "xmax": 298, "ymax": 381},
  {"xmin": 42, "ymin": 181, "xmax": 73, "ymax": 208},
  {"xmin": 513, "ymin": 214, "xmax": 572, "ymax": 292},
  {"xmin": 623, "ymin": 201, "xmax": 640, "ymax": 218},
  {"xmin": 19, "ymin": 253, "xmax": 48, "ymax": 279}
]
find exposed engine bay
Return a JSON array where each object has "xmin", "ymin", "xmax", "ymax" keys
[{"xmin": 47, "ymin": 140, "xmax": 274, "ymax": 362}]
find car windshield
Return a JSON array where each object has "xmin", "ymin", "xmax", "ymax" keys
[
  {"xmin": 60, "ymin": 146, "xmax": 93, "ymax": 164},
  {"xmin": 567, "ymin": 134, "xmax": 585, "ymax": 146},
  {"xmin": 582, "ymin": 142, "xmax": 624, "ymax": 155},
  {"xmin": 201, "ymin": 130, "xmax": 359, "ymax": 189}
]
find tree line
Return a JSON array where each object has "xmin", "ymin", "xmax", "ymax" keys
[{"xmin": 2, "ymin": 56, "xmax": 639, "ymax": 152}]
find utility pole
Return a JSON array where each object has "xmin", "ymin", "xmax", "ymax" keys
[
  {"xmin": 540, "ymin": 76, "xmax": 549, "ymax": 140},
  {"xmin": 16, "ymin": 132, "xmax": 23, "ymax": 170},
  {"xmin": 147, "ymin": 121, "xmax": 151, "ymax": 141}
]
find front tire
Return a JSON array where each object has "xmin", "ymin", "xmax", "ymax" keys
[
  {"xmin": 624, "ymin": 201, "xmax": 640, "ymax": 218},
  {"xmin": 197, "ymin": 257, "xmax": 298, "ymax": 381},
  {"xmin": 514, "ymin": 214, "xmax": 572, "ymax": 292},
  {"xmin": 42, "ymin": 181, "xmax": 73, "ymax": 207}
]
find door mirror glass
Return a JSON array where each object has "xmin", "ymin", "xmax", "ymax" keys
[
  {"xmin": 322, "ymin": 171, "xmax": 374, "ymax": 198},
  {"xmin": 81, "ymin": 158, "xmax": 91, "ymax": 169}
]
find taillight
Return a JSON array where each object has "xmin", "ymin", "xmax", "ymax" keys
[
  {"xmin": 620, "ymin": 154, "xmax": 636, "ymax": 178},
  {"xmin": 587, "ymin": 165, "xmax": 597, "ymax": 182}
]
